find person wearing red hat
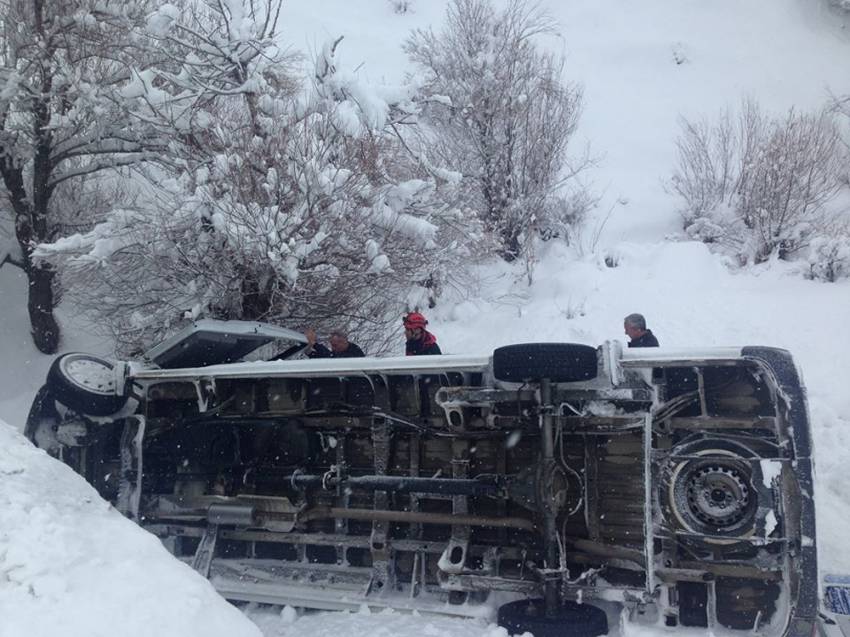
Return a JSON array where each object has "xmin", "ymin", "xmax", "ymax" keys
[{"xmin": 403, "ymin": 312, "xmax": 441, "ymax": 356}]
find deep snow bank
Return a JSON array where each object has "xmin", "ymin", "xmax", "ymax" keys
[{"xmin": 0, "ymin": 419, "xmax": 261, "ymax": 637}]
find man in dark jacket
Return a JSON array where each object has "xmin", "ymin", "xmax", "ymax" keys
[
  {"xmin": 305, "ymin": 328, "xmax": 365, "ymax": 358},
  {"xmin": 403, "ymin": 312, "xmax": 441, "ymax": 355},
  {"xmin": 624, "ymin": 313, "xmax": 659, "ymax": 348}
]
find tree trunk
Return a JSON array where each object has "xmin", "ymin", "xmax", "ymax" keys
[
  {"xmin": 2, "ymin": 119, "xmax": 62, "ymax": 352},
  {"xmin": 1, "ymin": 170, "xmax": 62, "ymax": 354},
  {"xmin": 27, "ymin": 262, "xmax": 60, "ymax": 353},
  {"xmin": 240, "ymin": 273, "xmax": 273, "ymax": 320},
  {"xmin": 25, "ymin": 27, "xmax": 61, "ymax": 354},
  {"xmin": 499, "ymin": 225, "xmax": 521, "ymax": 263}
]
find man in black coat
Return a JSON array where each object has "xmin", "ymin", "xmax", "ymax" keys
[
  {"xmin": 624, "ymin": 313, "xmax": 659, "ymax": 348},
  {"xmin": 305, "ymin": 328, "xmax": 365, "ymax": 358}
]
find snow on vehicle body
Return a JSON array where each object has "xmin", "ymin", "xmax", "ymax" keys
[{"xmin": 27, "ymin": 321, "xmax": 819, "ymax": 637}]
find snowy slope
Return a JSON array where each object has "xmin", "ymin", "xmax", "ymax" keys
[
  {"xmin": 0, "ymin": 419, "xmax": 262, "ymax": 637},
  {"xmin": 281, "ymin": 0, "xmax": 850, "ymax": 242},
  {"xmin": 0, "ymin": 1, "xmax": 849, "ymax": 636}
]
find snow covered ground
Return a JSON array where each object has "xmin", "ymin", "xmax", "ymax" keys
[
  {"xmin": 1, "ymin": 0, "xmax": 850, "ymax": 636},
  {"xmin": 0, "ymin": 417, "xmax": 262, "ymax": 637}
]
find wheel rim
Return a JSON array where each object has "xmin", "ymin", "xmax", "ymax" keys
[
  {"xmin": 60, "ymin": 356, "xmax": 116, "ymax": 396},
  {"xmin": 685, "ymin": 464, "xmax": 750, "ymax": 528},
  {"xmin": 667, "ymin": 447, "xmax": 758, "ymax": 540}
]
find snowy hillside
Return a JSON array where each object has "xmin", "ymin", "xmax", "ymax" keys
[
  {"xmin": 281, "ymin": 0, "xmax": 850, "ymax": 242},
  {"xmin": 0, "ymin": 418, "xmax": 262, "ymax": 637},
  {"xmin": 1, "ymin": 1, "xmax": 850, "ymax": 636}
]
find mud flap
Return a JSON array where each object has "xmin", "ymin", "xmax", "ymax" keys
[
  {"xmin": 116, "ymin": 416, "xmax": 145, "ymax": 521},
  {"xmin": 821, "ymin": 576, "xmax": 850, "ymax": 637},
  {"xmin": 825, "ymin": 576, "xmax": 850, "ymax": 615}
]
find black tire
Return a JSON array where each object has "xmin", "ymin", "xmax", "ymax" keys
[
  {"xmin": 46, "ymin": 353, "xmax": 128, "ymax": 416},
  {"xmin": 497, "ymin": 598, "xmax": 608, "ymax": 637},
  {"xmin": 493, "ymin": 343, "xmax": 598, "ymax": 383}
]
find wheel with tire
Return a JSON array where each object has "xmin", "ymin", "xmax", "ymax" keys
[
  {"xmin": 497, "ymin": 598, "xmax": 608, "ymax": 637},
  {"xmin": 660, "ymin": 436, "xmax": 764, "ymax": 546},
  {"xmin": 46, "ymin": 353, "xmax": 128, "ymax": 416},
  {"xmin": 493, "ymin": 343, "xmax": 598, "ymax": 382}
]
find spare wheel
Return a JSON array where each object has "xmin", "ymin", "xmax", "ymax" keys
[{"xmin": 493, "ymin": 343, "xmax": 598, "ymax": 382}]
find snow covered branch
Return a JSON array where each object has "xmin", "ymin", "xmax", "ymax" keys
[{"xmin": 39, "ymin": 22, "xmax": 472, "ymax": 355}]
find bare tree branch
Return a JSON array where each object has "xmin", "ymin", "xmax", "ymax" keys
[
  {"xmin": 672, "ymin": 100, "xmax": 846, "ymax": 263},
  {"xmin": 405, "ymin": 0, "xmax": 593, "ymax": 265}
]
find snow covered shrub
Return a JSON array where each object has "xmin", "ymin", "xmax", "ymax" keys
[
  {"xmin": 672, "ymin": 101, "xmax": 845, "ymax": 264},
  {"xmin": 805, "ymin": 232, "xmax": 850, "ymax": 281},
  {"xmin": 38, "ymin": 7, "xmax": 470, "ymax": 355},
  {"xmin": 405, "ymin": 0, "xmax": 593, "ymax": 264}
]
